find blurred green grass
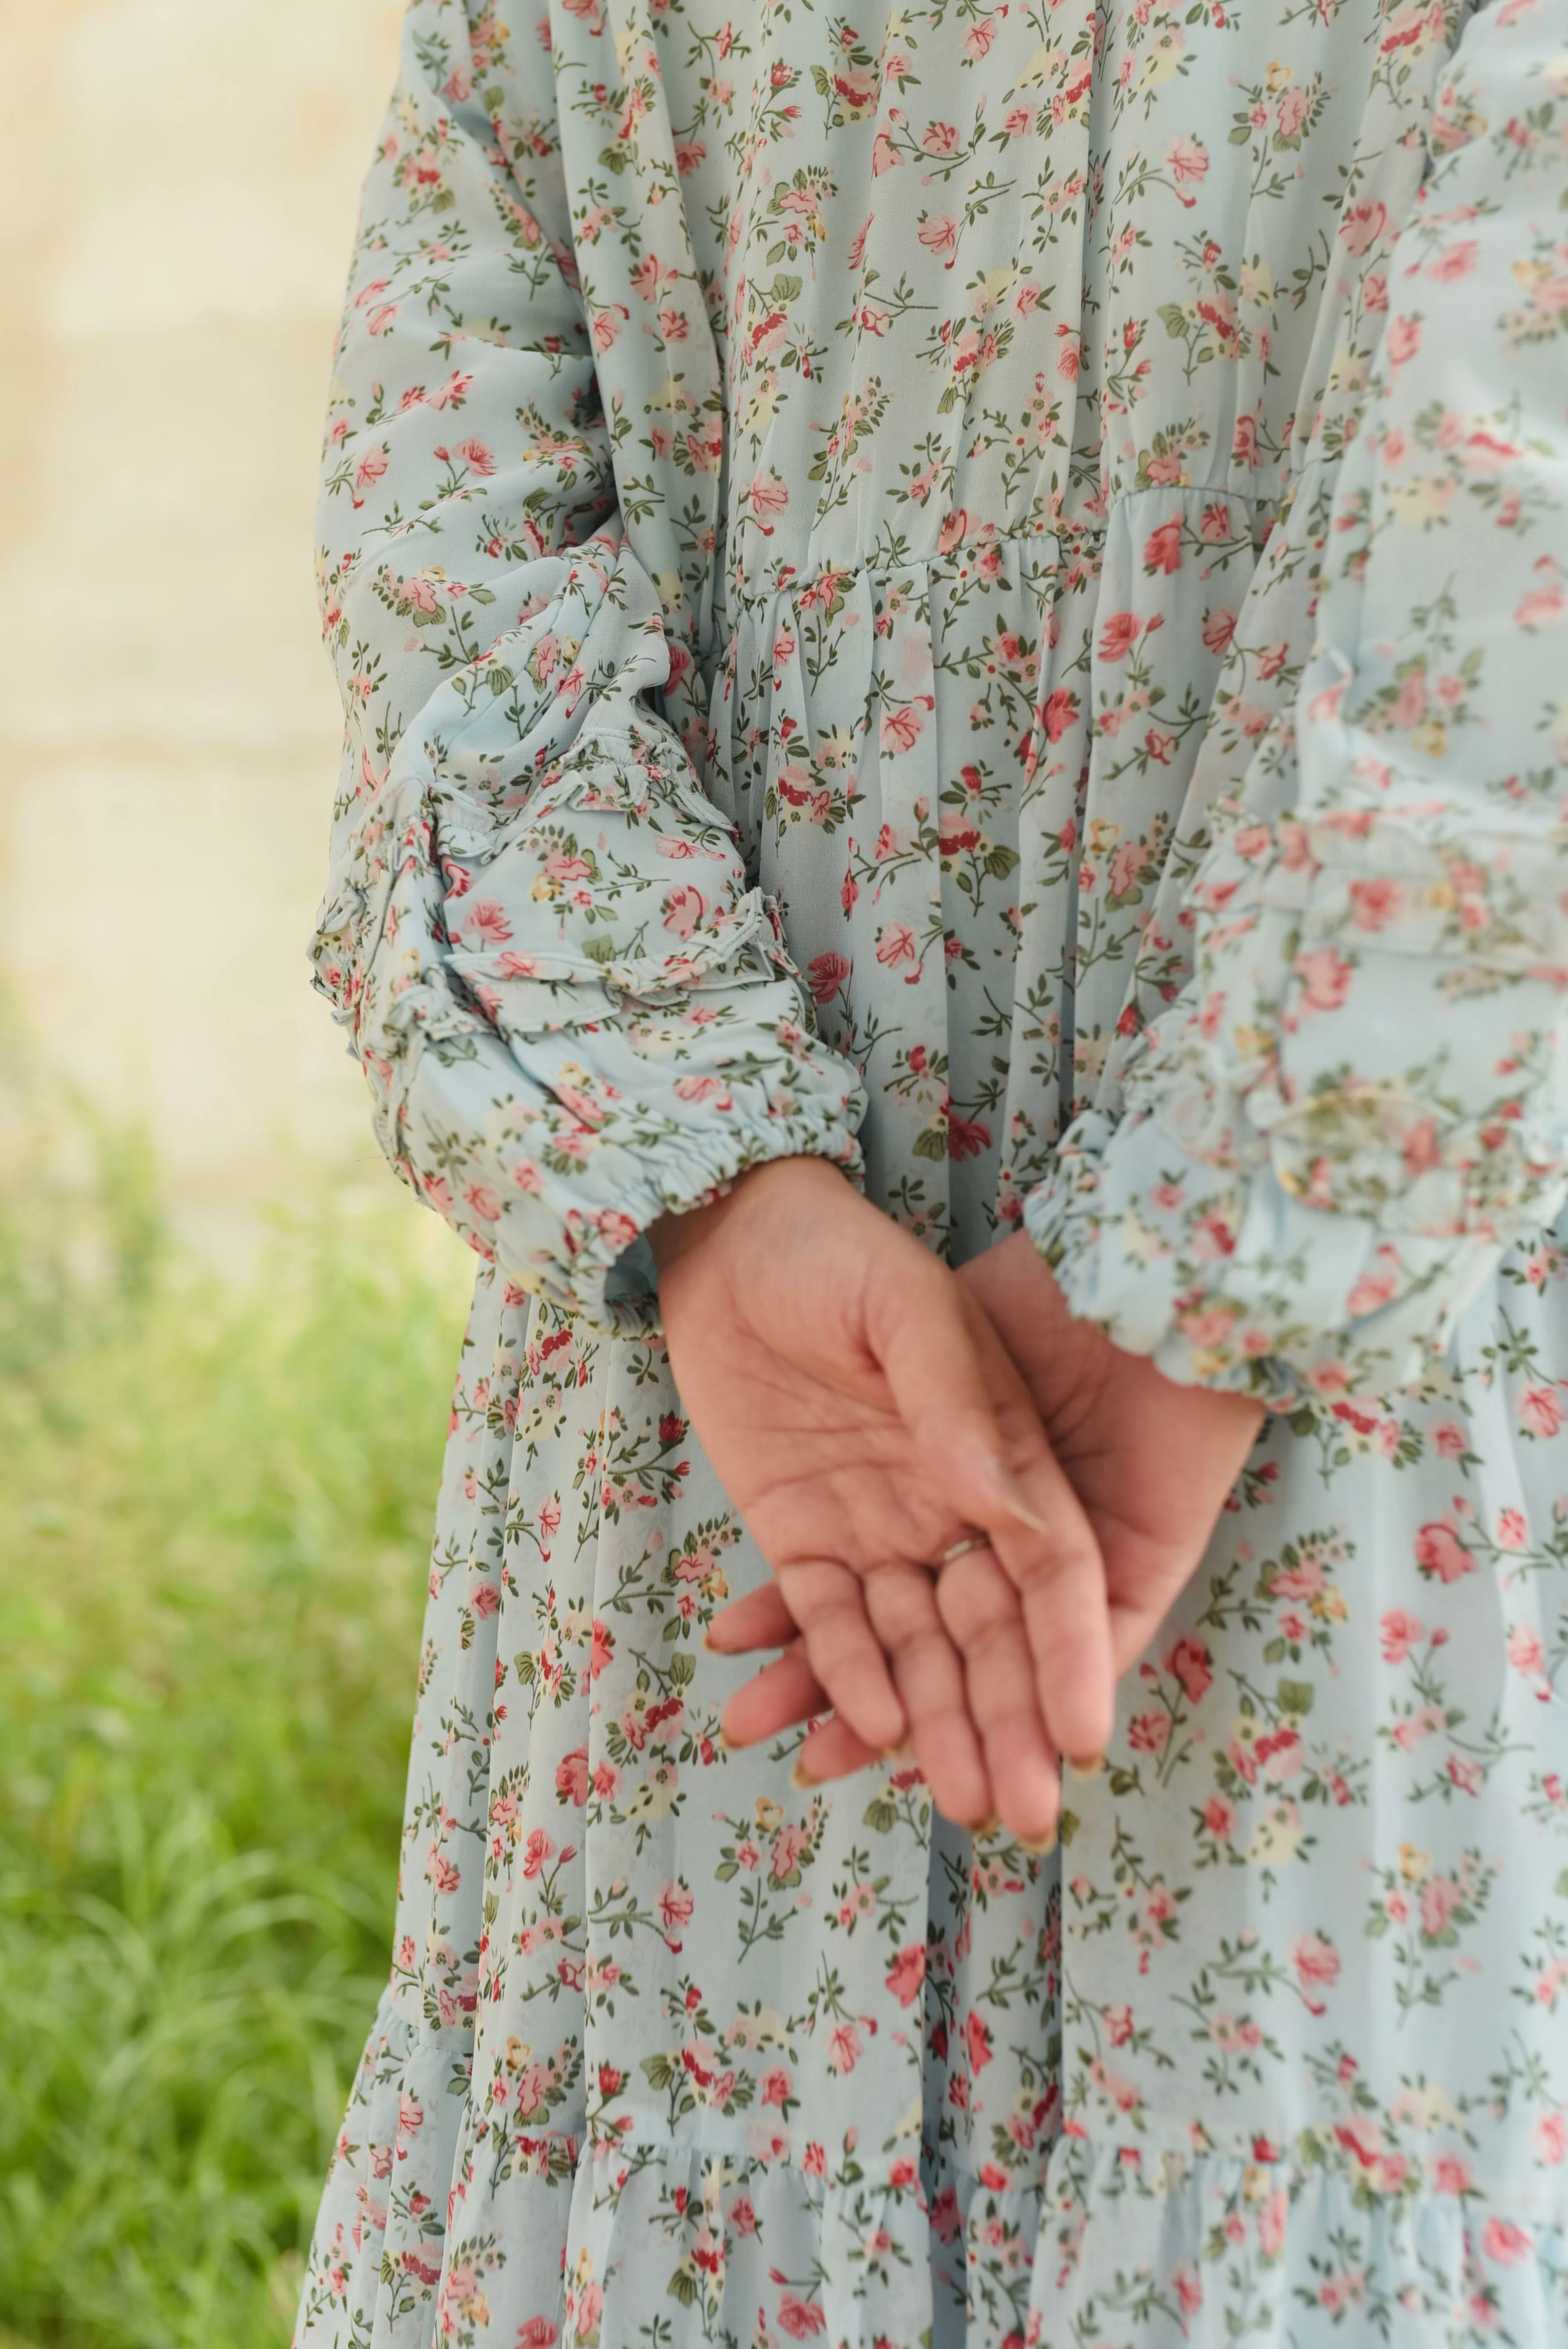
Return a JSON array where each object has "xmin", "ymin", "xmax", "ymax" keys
[{"xmin": 0, "ymin": 1048, "xmax": 472, "ymax": 2348}]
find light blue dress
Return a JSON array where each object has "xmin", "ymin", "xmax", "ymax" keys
[{"xmin": 296, "ymin": 0, "xmax": 1568, "ymax": 2340}]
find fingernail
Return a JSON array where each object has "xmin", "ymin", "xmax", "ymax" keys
[
  {"xmin": 985, "ymin": 1457, "xmax": 1051, "ymax": 1537},
  {"xmin": 1067, "ymin": 1752, "xmax": 1107, "ymax": 1776},
  {"xmin": 972, "ymin": 1815, "xmax": 1000, "ymax": 1840},
  {"xmin": 791, "ymin": 1760, "xmax": 817, "ymax": 1791},
  {"xmin": 1020, "ymin": 1824, "xmax": 1058, "ymax": 1856},
  {"xmin": 701, "ymin": 1631, "xmax": 715, "ymax": 1652},
  {"xmin": 717, "ymin": 1730, "xmax": 733, "ymax": 1753}
]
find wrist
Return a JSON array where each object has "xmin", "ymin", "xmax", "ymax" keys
[{"xmin": 647, "ymin": 1155, "xmax": 852, "ymax": 1276}]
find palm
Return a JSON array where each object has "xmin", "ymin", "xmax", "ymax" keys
[
  {"xmin": 711, "ymin": 1228, "xmax": 1264, "ymax": 1799},
  {"xmin": 657, "ymin": 1161, "xmax": 1118, "ymax": 1836}
]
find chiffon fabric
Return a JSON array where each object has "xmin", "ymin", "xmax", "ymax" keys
[{"xmin": 295, "ymin": 0, "xmax": 1568, "ymax": 2338}]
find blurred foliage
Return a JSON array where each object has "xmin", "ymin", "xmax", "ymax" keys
[{"xmin": 0, "ymin": 1039, "xmax": 472, "ymax": 2347}]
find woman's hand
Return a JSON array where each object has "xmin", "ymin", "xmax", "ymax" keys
[
  {"xmin": 652, "ymin": 1162, "xmax": 1115, "ymax": 1841},
  {"xmin": 715, "ymin": 1230, "xmax": 1264, "ymax": 1791}
]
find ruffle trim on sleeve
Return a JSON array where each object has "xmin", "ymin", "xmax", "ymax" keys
[
  {"xmin": 311, "ymin": 533, "xmax": 867, "ymax": 1333},
  {"xmin": 1024, "ymin": 634, "xmax": 1568, "ymax": 1407},
  {"xmin": 1023, "ymin": 1104, "xmax": 1507, "ymax": 1415}
]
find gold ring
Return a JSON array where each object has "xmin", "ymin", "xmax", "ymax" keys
[{"xmin": 935, "ymin": 1530, "xmax": 989, "ymax": 1569}]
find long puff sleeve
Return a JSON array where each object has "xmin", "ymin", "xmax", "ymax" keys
[
  {"xmin": 1025, "ymin": 0, "xmax": 1568, "ymax": 1410},
  {"xmin": 311, "ymin": 0, "xmax": 865, "ymax": 1330}
]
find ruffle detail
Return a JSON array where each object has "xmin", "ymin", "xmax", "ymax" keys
[
  {"xmin": 1033, "ymin": 2134, "xmax": 1568, "ymax": 2346},
  {"xmin": 303, "ymin": 2001, "xmax": 1568, "ymax": 2349},
  {"xmin": 1023, "ymin": 1101, "xmax": 1506, "ymax": 1411},
  {"xmin": 300, "ymin": 1993, "xmax": 1058, "ymax": 2349},
  {"xmin": 312, "ymin": 531, "xmax": 867, "ymax": 1332}
]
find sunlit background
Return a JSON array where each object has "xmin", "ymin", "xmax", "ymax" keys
[{"xmin": 0, "ymin": 5, "xmax": 477, "ymax": 2342}]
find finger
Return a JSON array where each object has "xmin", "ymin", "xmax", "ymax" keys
[
  {"xmin": 721, "ymin": 1642, "xmax": 826, "ymax": 1749},
  {"xmin": 869, "ymin": 1261, "xmax": 1112, "ymax": 1757},
  {"xmin": 863, "ymin": 1567, "xmax": 992, "ymax": 1829},
  {"xmin": 779, "ymin": 1560, "xmax": 907, "ymax": 1755},
  {"xmin": 707, "ymin": 1579, "xmax": 799, "ymax": 1654},
  {"xmin": 934, "ymin": 1548, "xmax": 1061, "ymax": 1843},
  {"xmin": 960, "ymin": 1300, "xmax": 1117, "ymax": 1768},
  {"xmin": 796, "ymin": 1713, "xmax": 886, "ymax": 1784}
]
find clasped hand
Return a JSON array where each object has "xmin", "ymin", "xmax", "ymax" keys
[{"xmin": 650, "ymin": 1158, "xmax": 1263, "ymax": 1846}]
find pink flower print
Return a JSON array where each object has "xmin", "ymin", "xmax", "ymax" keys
[
  {"xmin": 463, "ymin": 899, "xmax": 514, "ymax": 946},
  {"xmin": 1339, "ymin": 198, "xmax": 1389, "ymax": 256},
  {"xmin": 1164, "ymin": 1635, "xmax": 1212, "ymax": 1702},
  {"xmin": 880, "ymin": 700, "xmax": 931, "ymax": 754},
  {"xmin": 1432, "ymin": 2154, "xmax": 1472, "ymax": 2194},
  {"xmin": 1144, "ymin": 517, "xmax": 1183, "ymax": 573},
  {"xmin": 965, "ymin": 2009, "xmax": 994, "ymax": 2071},
  {"xmin": 1536, "ymin": 2112, "xmax": 1568, "ymax": 2166},
  {"xmin": 1166, "ymin": 135, "xmax": 1209, "ymax": 201},
  {"xmin": 1517, "ymin": 573, "xmax": 1568, "ymax": 630},
  {"xmin": 661, "ymin": 883, "xmax": 705, "ymax": 937},
  {"xmin": 1482, "ymin": 2219, "xmax": 1534, "ymax": 2266},
  {"xmin": 1292, "ymin": 946, "xmax": 1353, "ymax": 1012},
  {"xmin": 749, "ymin": 469, "xmax": 790, "ymax": 527},
  {"xmin": 770, "ymin": 1822, "xmax": 809, "ymax": 1880},
  {"xmin": 658, "ymin": 1880, "xmax": 695, "ymax": 1931},
  {"xmin": 352, "ymin": 446, "xmax": 391, "ymax": 507},
  {"xmin": 1518, "ymin": 1384, "xmax": 1564, "ymax": 1438},
  {"xmin": 1414, "ymin": 1521, "xmax": 1473, "ymax": 1584},
  {"xmin": 1429, "ymin": 238, "xmax": 1480, "ymax": 281},
  {"xmin": 1098, "ymin": 609, "xmax": 1141, "ymax": 661},
  {"xmin": 875, "ymin": 920, "xmax": 917, "ymax": 969},
  {"xmin": 1508, "ymin": 1624, "xmax": 1549, "ymax": 1693},
  {"xmin": 916, "ymin": 212, "xmax": 960, "ymax": 265},
  {"xmin": 1203, "ymin": 1794, "xmax": 1237, "ymax": 1841},
  {"xmin": 1201, "ymin": 606, "xmax": 1237, "ymax": 654},
  {"xmin": 1380, "ymin": 1607, "xmax": 1424, "ymax": 1664},
  {"xmin": 1040, "ymin": 686, "xmax": 1080, "ymax": 742},
  {"xmin": 760, "ymin": 2066, "xmax": 792, "ymax": 2106},
  {"xmin": 1347, "ymin": 877, "xmax": 1399, "ymax": 930},
  {"xmin": 1291, "ymin": 1932, "xmax": 1340, "ymax": 2011},
  {"xmin": 826, "ymin": 2022, "xmax": 862, "ymax": 2074},
  {"xmin": 777, "ymin": 2294, "xmax": 826, "ymax": 2338},
  {"xmin": 1276, "ymin": 82, "xmax": 1311, "ymax": 137},
  {"xmin": 806, "ymin": 950, "xmax": 850, "ymax": 1004},
  {"xmin": 1384, "ymin": 312, "xmax": 1422, "ymax": 368},
  {"xmin": 1418, "ymin": 1872, "xmax": 1464, "ymax": 1940},
  {"xmin": 557, "ymin": 1746, "xmax": 589, "ymax": 1806}
]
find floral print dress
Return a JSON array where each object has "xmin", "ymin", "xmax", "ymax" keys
[{"xmin": 296, "ymin": 0, "xmax": 1568, "ymax": 2335}]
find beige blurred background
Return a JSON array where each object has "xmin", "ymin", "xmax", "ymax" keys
[{"xmin": 0, "ymin": 0, "xmax": 420, "ymax": 1261}]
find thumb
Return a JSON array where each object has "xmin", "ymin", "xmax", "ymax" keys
[
  {"xmin": 868, "ymin": 1246, "xmax": 1038, "ymax": 1536},
  {"xmin": 869, "ymin": 1246, "xmax": 1081, "ymax": 1559}
]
